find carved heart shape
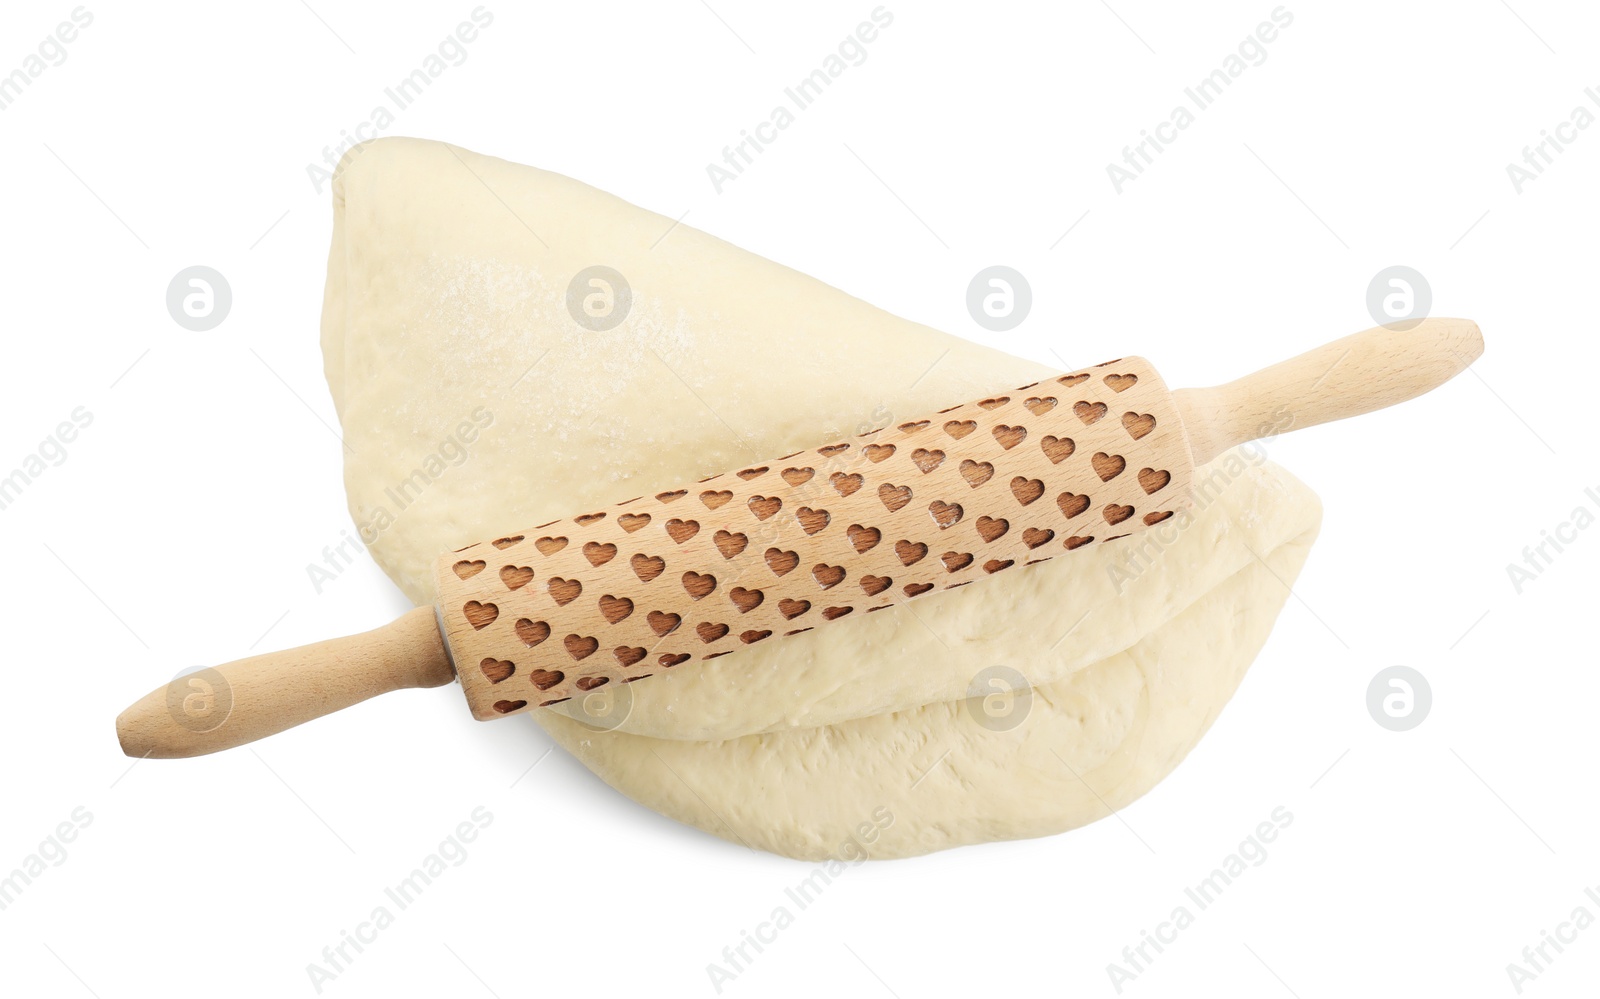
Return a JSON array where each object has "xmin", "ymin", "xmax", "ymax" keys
[
  {"xmin": 812, "ymin": 563, "xmax": 846, "ymax": 589},
  {"xmin": 978, "ymin": 396, "xmax": 1010, "ymax": 411},
  {"xmin": 941, "ymin": 551, "xmax": 974, "ymax": 572},
  {"xmin": 614, "ymin": 646, "xmax": 648, "ymax": 667},
  {"xmin": 898, "ymin": 420, "xmax": 930, "ymax": 433},
  {"xmin": 818, "ymin": 443, "xmax": 850, "ymax": 457},
  {"xmin": 583, "ymin": 542, "xmax": 617, "ymax": 566},
  {"xmin": 599, "ymin": 594, "xmax": 634, "ymax": 624},
  {"xmin": 1122, "ymin": 411, "xmax": 1156, "ymax": 439},
  {"xmin": 959, "ymin": 459, "xmax": 994, "ymax": 487},
  {"xmin": 631, "ymin": 553, "xmax": 666, "ymax": 582},
  {"xmin": 1104, "ymin": 504, "xmax": 1135, "ymax": 525},
  {"xmin": 879, "ymin": 483, "xmax": 913, "ymax": 512},
  {"xmin": 1023, "ymin": 527, "xmax": 1055, "ymax": 549},
  {"xmin": 452, "ymin": 559, "xmax": 486, "ymax": 579},
  {"xmin": 665, "ymin": 518, "xmax": 700, "ymax": 544},
  {"xmin": 821, "ymin": 606, "xmax": 853, "ymax": 620},
  {"xmin": 480, "ymin": 658, "xmax": 514, "ymax": 683},
  {"xmin": 748, "ymin": 495, "xmax": 783, "ymax": 520},
  {"xmin": 700, "ymin": 489, "xmax": 733, "ymax": 509},
  {"xmin": 697, "ymin": 622, "xmax": 730, "ymax": 643},
  {"xmin": 1074, "ymin": 401, "xmax": 1108, "ymax": 425},
  {"xmin": 533, "ymin": 536, "xmax": 567, "ymax": 556},
  {"xmin": 992, "ymin": 424, "xmax": 1026, "ymax": 450},
  {"xmin": 682, "ymin": 571, "xmax": 717, "ymax": 599},
  {"xmin": 911, "ymin": 448, "xmax": 946, "ymax": 474},
  {"xmin": 547, "ymin": 577, "xmax": 582, "ymax": 605},
  {"xmin": 1104, "ymin": 373, "xmax": 1139, "ymax": 393},
  {"xmin": 1138, "ymin": 467, "xmax": 1172, "ymax": 494},
  {"xmin": 860, "ymin": 574, "xmax": 892, "ymax": 596},
  {"xmin": 831, "ymin": 472, "xmax": 864, "ymax": 497},
  {"xmin": 1041, "ymin": 435, "xmax": 1075, "ymax": 464},
  {"xmin": 983, "ymin": 559, "xmax": 1015, "ymax": 573},
  {"xmin": 765, "ymin": 548, "xmax": 799, "ymax": 576},
  {"xmin": 574, "ymin": 512, "xmax": 606, "ymax": 527},
  {"xmin": 1024, "ymin": 396, "xmax": 1058, "ymax": 415},
  {"xmin": 1010, "ymin": 477, "xmax": 1044, "ymax": 506},
  {"xmin": 736, "ymin": 465, "xmax": 769, "ymax": 480},
  {"xmin": 1058, "ymin": 492, "xmax": 1091, "ymax": 519},
  {"xmin": 863, "ymin": 444, "xmax": 896, "ymax": 463},
  {"xmin": 944, "ymin": 420, "xmax": 977, "ymax": 439},
  {"xmin": 529, "ymin": 668, "xmax": 565, "ymax": 691},
  {"xmin": 729, "ymin": 586, "xmax": 764, "ymax": 613},
  {"xmin": 976, "ymin": 516, "xmax": 1009, "ymax": 543},
  {"xmin": 659, "ymin": 653, "xmax": 691, "ymax": 667},
  {"xmin": 714, "ymin": 530, "xmax": 748, "ymax": 559},
  {"xmin": 928, "ymin": 500, "xmax": 963, "ymax": 529},
  {"xmin": 796, "ymin": 506, "xmax": 831, "ymax": 535},
  {"xmin": 1144, "ymin": 511, "xmax": 1173, "ymax": 526},
  {"xmin": 492, "ymin": 535, "xmax": 525, "ymax": 550},
  {"xmin": 647, "ymin": 610, "xmax": 681, "ymax": 636},
  {"xmin": 895, "ymin": 540, "xmax": 928, "ymax": 565},
  {"xmin": 656, "ymin": 489, "xmax": 687, "ymax": 503},
  {"xmin": 1058, "ymin": 373, "xmax": 1090, "ymax": 387},
  {"xmin": 779, "ymin": 598, "xmax": 811, "ymax": 620},
  {"xmin": 848, "ymin": 524, "xmax": 881, "ymax": 553},
  {"xmin": 1064, "ymin": 535, "xmax": 1095, "ymax": 550},
  {"xmin": 575, "ymin": 675, "xmax": 609, "ymax": 691},
  {"xmin": 1092, "ymin": 452, "xmax": 1126, "ymax": 481},
  {"xmin": 515, "ymin": 618, "xmax": 550, "ymax": 647},
  {"xmin": 463, "ymin": 601, "xmax": 498, "ymax": 629},
  {"xmin": 618, "ymin": 513, "xmax": 652, "ymax": 533},
  {"xmin": 782, "ymin": 466, "xmax": 815, "ymax": 486},
  {"xmin": 499, "ymin": 565, "xmax": 535, "ymax": 590},
  {"xmin": 904, "ymin": 583, "xmax": 934, "ymax": 597},
  {"xmin": 564, "ymin": 634, "xmax": 599, "ymax": 660},
  {"xmin": 740, "ymin": 629, "xmax": 772, "ymax": 644}
]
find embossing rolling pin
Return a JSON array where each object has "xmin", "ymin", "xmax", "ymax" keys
[{"xmin": 116, "ymin": 319, "xmax": 1483, "ymax": 758}]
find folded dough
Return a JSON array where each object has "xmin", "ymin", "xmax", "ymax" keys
[{"xmin": 321, "ymin": 137, "xmax": 1321, "ymax": 859}]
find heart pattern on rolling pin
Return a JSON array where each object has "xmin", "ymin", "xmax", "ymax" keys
[{"xmin": 439, "ymin": 356, "xmax": 1187, "ymax": 715}]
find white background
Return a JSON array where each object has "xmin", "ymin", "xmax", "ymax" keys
[{"xmin": 1, "ymin": 1, "xmax": 1596, "ymax": 996}]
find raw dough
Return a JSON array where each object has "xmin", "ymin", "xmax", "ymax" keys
[{"xmin": 321, "ymin": 138, "xmax": 1321, "ymax": 859}]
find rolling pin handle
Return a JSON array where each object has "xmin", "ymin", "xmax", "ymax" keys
[
  {"xmin": 1172, "ymin": 317, "xmax": 1484, "ymax": 465},
  {"xmin": 115, "ymin": 606, "xmax": 454, "ymax": 759}
]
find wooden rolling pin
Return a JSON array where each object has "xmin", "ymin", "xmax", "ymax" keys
[{"xmin": 116, "ymin": 318, "xmax": 1483, "ymax": 758}]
